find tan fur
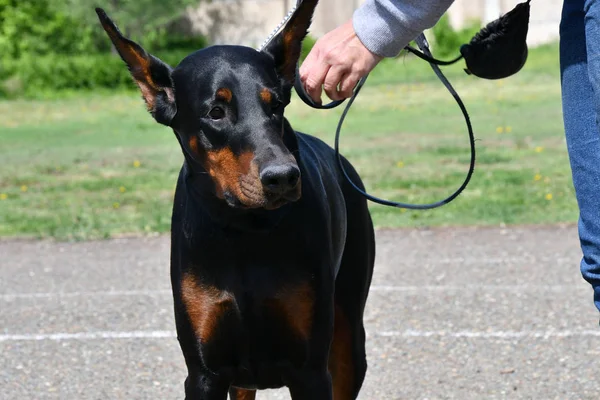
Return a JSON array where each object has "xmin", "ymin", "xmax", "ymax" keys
[
  {"xmin": 216, "ymin": 88, "xmax": 233, "ymax": 103},
  {"xmin": 181, "ymin": 273, "xmax": 236, "ymax": 343},
  {"xmin": 202, "ymin": 149, "xmax": 265, "ymax": 207},
  {"xmin": 329, "ymin": 304, "xmax": 355, "ymax": 400},
  {"xmin": 260, "ymin": 88, "xmax": 272, "ymax": 104}
]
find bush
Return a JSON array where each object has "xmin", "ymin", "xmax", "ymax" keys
[
  {"xmin": 0, "ymin": 0, "xmax": 97, "ymax": 60},
  {"xmin": 0, "ymin": 0, "xmax": 209, "ymax": 97},
  {"xmin": 145, "ymin": 32, "xmax": 209, "ymax": 55},
  {"xmin": 431, "ymin": 14, "xmax": 481, "ymax": 58},
  {"xmin": 2, "ymin": 50, "xmax": 195, "ymax": 97}
]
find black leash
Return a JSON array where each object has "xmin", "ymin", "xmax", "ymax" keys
[{"xmin": 293, "ymin": 34, "xmax": 476, "ymax": 209}]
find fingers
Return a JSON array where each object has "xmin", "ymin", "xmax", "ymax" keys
[
  {"xmin": 298, "ymin": 46, "xmax": 317, "ymax": 86},
  {"xmin": 338, "ymin": 72, "xmax": 360, "ymax": 99},
  {"xmin": 300, "ymin": 59, "xmax": 329, "ymax": 104},
  {"xmin": 302, "ymin": 65, "xmax": 355, "ymax": 103},
  {"xmin": 323, "ymin": 66, "xmax": 347, "ymax": 101},
  {"xmin": 302, "ymin": 65, "xmax": 358, "ymax": 103},
  {"xmin": 299, "ymin": 18, "xmax": 383, "ymax": 103}
]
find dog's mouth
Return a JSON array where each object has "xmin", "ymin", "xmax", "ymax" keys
[
  {"xmin": 223, "ymin": 178, "xmax": 301, "ymax": 210},
  {"xmin": 263, "ymin": 185, "xmax": 302, "ymax": 210}
]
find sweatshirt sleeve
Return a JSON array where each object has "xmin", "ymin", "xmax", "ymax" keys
[{"xmin": 353, "ymin": 0, "xmax": 456, "ymax": 57}]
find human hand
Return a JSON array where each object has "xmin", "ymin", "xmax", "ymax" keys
[{"xmin": 299, "ymin": 19, "xmax": 383, "ymax": 104}]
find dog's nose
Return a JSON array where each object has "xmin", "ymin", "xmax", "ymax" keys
[{"xmin": 260, "ymin": 164, "xmax": 300, "ymax": 194}]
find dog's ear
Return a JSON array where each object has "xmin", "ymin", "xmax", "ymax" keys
[
  {"xmin": 96, "ymin": 8, "xmax": 176, "ymax": 126},
  {"xmin": 262, "ymin": 0, "xmax": 318, "ymax": 85}
]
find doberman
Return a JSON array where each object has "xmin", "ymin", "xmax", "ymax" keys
[{"xmin": 96, "ymin": 1, "xmax": 375, "ymax": 398}]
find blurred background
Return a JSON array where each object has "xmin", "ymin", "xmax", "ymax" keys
[{"xmin": 0, "ymin": 0, "xmax": 571, "ymax": 240}]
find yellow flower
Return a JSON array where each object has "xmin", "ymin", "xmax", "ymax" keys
[
  {"xmin": 0, "ymin": 193, "xmax": 7, "ymax": 200},
  {"xmin": 133, "ymin": 160, "xmax": 141, "ymax": 168},
  {"xmin": 506, "ymin": 126, "xmax": 512, "ymax": 133},
  {"xmin": 396, "ymin": 161, "xmax": 405, "ymax": 168},
  {"xmin": 20, "ymin": 185, "xmax": 28, "ymax": 192},
  {"xmin": 545, "ymin": 193, "xmax": 553, "ymax": 201},
  {"xmin": 535, "ymin": 146, "xmax": 544, "ymax": 153},
  {"xmin": 113, "ymin": 202, "xmax": 120, "ymax": 209},
  {"xmin": 496, "ymin": 126, "xmax": 504, "ymax": 134},
  {"xmin": 544, "ymin": 177, "xmax": 551, "ymax": 183},
  {"xmin": 119, "ymin": 186, "xmax": 126, "ymax": 193},
  {"xmin": 534, "ymin": 174, "xmax": 542, "ymax": 181}
]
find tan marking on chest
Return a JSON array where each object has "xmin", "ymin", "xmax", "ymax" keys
[
  {"xmin": 181, "ymin": 273, "xmax": 236, "ymax": 343},
  {"xmin": 268, "ymin": 282, "xmax": 315, "ymax": 340},
  {"xmin": 230, "ymin": 388, "xmax": 256, "ymax": 400}
]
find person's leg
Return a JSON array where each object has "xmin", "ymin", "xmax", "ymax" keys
[{"xmin": 560, "ymin": 0, "xmax": 600, "ymax": 313}]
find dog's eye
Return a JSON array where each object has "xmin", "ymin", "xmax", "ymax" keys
[{"xmin": 208, "ymin": 106, "xmax": 225, "ymax": 120}]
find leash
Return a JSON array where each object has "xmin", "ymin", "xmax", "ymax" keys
[
  {"xmin": 330, "ymin": 34, "xmax": 476, "ymax": 210},
  {"xmin": 259, "ymin": 0, "xmax": 530, "ymax": 210}
]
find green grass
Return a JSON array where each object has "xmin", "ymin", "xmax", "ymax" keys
[{"xmin": 0, "ymin": 43, "xmax": 577, "ymax": 240}]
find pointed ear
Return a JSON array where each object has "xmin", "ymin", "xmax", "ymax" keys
[
  {"xmin": 262, "ymin": 0, "xmax": 318, "ymax": 84},
  {"xmin": 96, "ymin": 8, "xmax": 176, "ymax": 126}
]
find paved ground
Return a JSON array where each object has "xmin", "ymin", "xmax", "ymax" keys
[{"xmin": 1, "ymin": 225, "xmax": 599, "ymax": 399}]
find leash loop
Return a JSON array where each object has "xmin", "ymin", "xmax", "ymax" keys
[
  {"xmin": 294, "ymin": 33, "xmax": 477, "ymax": 210},
  {"xmin": 334, "ymin": 35, "xmax": 476, "ymax": 209}
]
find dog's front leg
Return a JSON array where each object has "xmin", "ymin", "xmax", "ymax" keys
[
  {"xmin": 287, "ymin": 370, "xmax": 333, "ymax": 400},
  {"xmin": 184, "ymin": 370, "xmax": 230, "ymax": 400},
  {"xmin": 286, "ymin": 274, "xmax": 336, "ymax": 400}
]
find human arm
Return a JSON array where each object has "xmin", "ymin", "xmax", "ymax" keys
[{"xmin": 299, "ymin": 0, "xmax": 456, "ymax": 103}]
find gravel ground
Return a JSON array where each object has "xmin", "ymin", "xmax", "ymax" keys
[{"xmin": 1, "ymin": 225, "xmax": 599, "ymax": 399}]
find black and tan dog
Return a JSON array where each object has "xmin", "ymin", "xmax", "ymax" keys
[{"xmin": 97, "ymin": 1, "xmax": 375, "ymax": 398}]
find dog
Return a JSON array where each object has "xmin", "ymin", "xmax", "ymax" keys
[{"xmin": 97, "ymin": 1, "xmax": 375, "ymax": 398}]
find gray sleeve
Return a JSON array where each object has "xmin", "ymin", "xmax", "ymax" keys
[{"xmin": 353, "ymin": 0, "xmax": 456, "ymax": 57}]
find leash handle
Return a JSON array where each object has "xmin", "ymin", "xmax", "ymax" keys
[
  {"xmin": 292, "ymin": 44, "xmax": 463, "ymax": 111},
  {"xmin": 404, "ymin": 45, "xmax": 464, "ymax": 66},
  {"xmin": 293, "ymin": 64, "xmax": 346, "ymax": 109}
]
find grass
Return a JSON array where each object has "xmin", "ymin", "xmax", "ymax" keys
[{"xmin": 0, "ymin": 43, "xmax": 577, "ymax": 240}]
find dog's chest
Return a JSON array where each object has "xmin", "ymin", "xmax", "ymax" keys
[{"xmin": 179, "ymin": 265, "xmax": 316, "ymax": 380}]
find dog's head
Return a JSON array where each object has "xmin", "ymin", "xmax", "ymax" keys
[{"xmin": 96, "ymin": 2, "xmax": 318, "ymax": 210}]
